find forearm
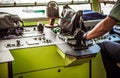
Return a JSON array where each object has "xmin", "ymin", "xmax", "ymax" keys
[{"xmin": 85, "ymin": 16, "xmax": 117, "ymax": 40}]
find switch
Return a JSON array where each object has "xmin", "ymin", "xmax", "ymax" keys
[
  {"xmin": 16, "ymin": 40, "xmax": 21, "ymax": 46},
  {"xmin": 7, "ymin": 44, "xmax": 11, "ymax": 47},
  {"xmin": 113, "ymin": 35, "xmax": 116, "ymax": 38},
  {"xmin": 33, "ymin": 27, "xmax": 36, "ymax": 31},
  {"xmin": 108, "ymin": 37, "xmax": 111, "ymax": 40},
  {"xmin": 37, "ymin": 22, "xmax": 44, "ymax": 33}
]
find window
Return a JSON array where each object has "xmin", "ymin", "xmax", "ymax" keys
[
  {"xmin": 0, "ymin": 0, "xmax": 91, "ymax": 26},
  {"xmin": 99, "ymin": 0, "xmax": 116, "ymax": 15},
  {"xmin": 0, "ymin": 0, "xmax": 91, "ymax": 20},
  {"xmin": 100, "ymin": 3, "xmax": 114, "ymax": 15}
]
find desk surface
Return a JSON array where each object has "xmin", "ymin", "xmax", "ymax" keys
[{"xmin": 0, "ymin": 27, "xmax": 100, "ymax": 63}]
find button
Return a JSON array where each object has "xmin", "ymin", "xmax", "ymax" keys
[
  {"xmin": 108, "ymin": 37, "xmax": 111, "ymax": 40},
  {"xmin": 113, "ymin": 35, "xmax": 116, "ymax": 38},
  {"xmin": 7, "ymin": 44, "xmax": 11, "ymax": 47},
  {"xmin": 16, "ymin": 40, "xmax": 21, "ymax": 46}
]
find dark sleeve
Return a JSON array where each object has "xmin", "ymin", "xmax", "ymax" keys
[{"xmin": 109, "ymin": 0, "xmax": 120, "ymax": 22}]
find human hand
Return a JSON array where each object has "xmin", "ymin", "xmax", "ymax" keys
[{"xmin": 73, "ymin": 28, "xmax": 87, "ymax": 49}]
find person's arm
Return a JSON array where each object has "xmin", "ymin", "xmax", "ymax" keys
[{"xmin": 85, "ymin": 16, "xmax": 117, "ymax": 40}]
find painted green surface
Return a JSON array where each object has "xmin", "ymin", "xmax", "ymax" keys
[
  {"xmin": 10, "ymin": 45, "xmax": 89, "ymax": 78},
  {"xmin": 13, "ymin": 63, "xmax": 89, "ymax": 78},
  {"xmin": 91, "ymin": 0, "xmax": 100, "ymax": 12},
  {"xmin": 23, "ymin": 20, "xmax": 58, "ymax": 27},
  {"xmin": 92, "ymin": 53, "xmax": 106, "ymax": 78},
  {"xmin": 34, "ymin": 10, "xmax": 45, "ymax": 13},
  {"xmin": 0, "ymin": 63, "xmax": 8, "ymax": 78},
  {"xmin": 23, "ymin": 22, "xmax": 37, "ymax": 26},
  {"xmin": 10, "ymin": 45, "xmax": 64, "ymax": 74}
]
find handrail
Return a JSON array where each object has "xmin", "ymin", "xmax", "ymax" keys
[
  {"xmin": 99, "ymin": 1, "xmax": 116, "ymax": 4},
  {"xmin": 0, "ymin": 1, "xmax": 91, "ymax": 8}
]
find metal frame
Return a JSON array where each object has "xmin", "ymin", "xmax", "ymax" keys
[{"xmin": 0, "ymin": 1, "xmax": 91, "ymax": 7}]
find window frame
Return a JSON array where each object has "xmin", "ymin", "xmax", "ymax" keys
[
  {"xmin": 99, "ymin": 0, "xmax": 116, "ymax": 4},
  {"xmin": 0, "ymin": 0, "xmax": 92, "ymax": 27},
  {"xmin": 0, "ymin": 0, "xmax": 90, "ymax": 7}
]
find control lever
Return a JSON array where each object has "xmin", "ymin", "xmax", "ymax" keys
[
  {"xmin": 67, "ymin": 39, "xmax": 88, "ymax": 51},
  {"xmin": 67, "ymin": 28, "xmax": 88, "ymax": 50},
  {"xmin": 16, "ymin": 40, "xmax": 21, "ymax": 46},
  {"xmin": 37, "ymin": 22, "xmax": 44, "ymax": 33}
]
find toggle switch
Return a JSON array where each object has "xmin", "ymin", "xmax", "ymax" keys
[{"xmin": 16, "ymin": 40, "xmax": 21, "ymax": 46}]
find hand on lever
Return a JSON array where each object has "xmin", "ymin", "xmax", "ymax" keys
[{"xmin": 74, "ymin": 28, "xmax": 87, "ymax": 47}]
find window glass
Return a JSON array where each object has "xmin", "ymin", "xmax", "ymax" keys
[
  {"xmin": 0, "ymin": 0, "xmax": 90, "ymax": 19},
  {"xmin": 100, "ymin": 3, "xmax": 114, "ymax": 15},
  {"xmin": 0, "ymin": 6, "xmax": 46, "ymax": 19}
]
